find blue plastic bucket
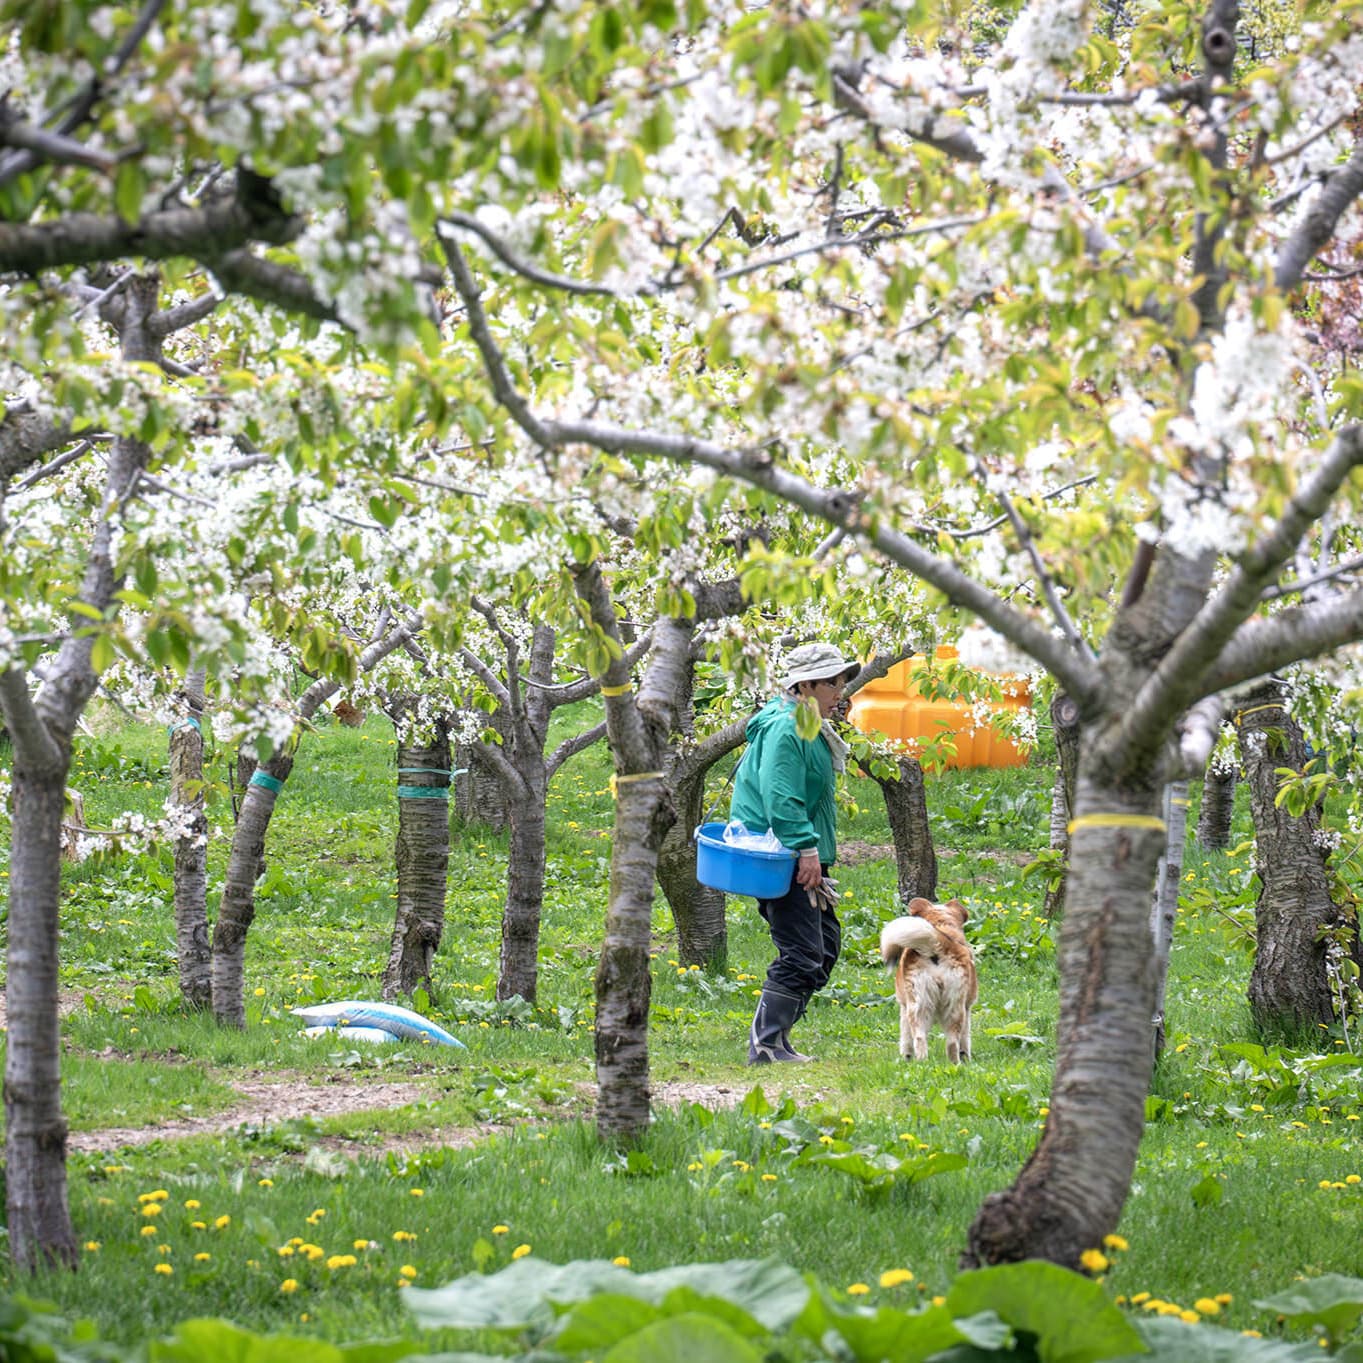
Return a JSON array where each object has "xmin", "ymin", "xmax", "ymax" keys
[{"xmin": 694, "ymin": 822, "xmax": 797, "ymax": 898}]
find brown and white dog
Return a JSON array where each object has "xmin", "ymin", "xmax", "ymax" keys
[{"xmin": 879, "ymin": 898, "xmax": 977, "ymax": 1063}]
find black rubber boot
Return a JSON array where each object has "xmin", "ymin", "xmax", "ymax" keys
[
  {"xmin": 783, "ymin": 993, "xmax": 813, "ymax": 1060},
  {"xmin": 748, "ymin": 986, "xmax": 813, "ymax": 1064}
]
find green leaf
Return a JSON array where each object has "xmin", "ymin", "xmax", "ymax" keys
[
  {"xmin": 945, "ymin": 1262, "xmax": 1143, "ymax": 1363},
  {"xmin": 149, "ymin": 1317, "xmax": 344, "ymax": 1362},
  {"xmin": 1253, "ymin": 1274, "xmax": 1363, "ymax": 1340},
  {"xmin": 601, "ymin": 1313, "xmax": 763, "ymax": 1363},
  {"xmin": 1189, "ymin": 1174, "xmax": 1223, "ymax": 1208},
  {"xmin": 90, "ymin": 631, "xmax": 115, "ymax": 674},
  {"xmin": 404, "ymin": 1259, "xmax": 634, "ymax": 1331},
  {"xmin": 114, "ymin": 160, "xmax": 146, "ymax": 222},
  {"xmin": 824, "ymin": 1298, "xmax": 1004, "ymax": 1363},
  {"xmin": 550, "ymin": 1294, "xmax": 665, "ymax": 1351},
  {"xmin": 1116, "ymin": 1314, "xmax": 1324, "ymax": 1362}
]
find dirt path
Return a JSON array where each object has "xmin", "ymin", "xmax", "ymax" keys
[{"xmin": 67, "ymin": 1077, "xmax": 749, "ymax": 1157}]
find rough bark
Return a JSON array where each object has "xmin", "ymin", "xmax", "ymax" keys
[
  {"xmin": 210, "ymin": 619, "xmax": 421, "ymax": 1027},
  {"xmin": 870, "ymin": 751, "xmax": 938, "ymax": 904},
  {"xmin": 496, "ymin": 769, "xmax": 548, "ymax": 1003},
  {"xmin": 1150, "ymin": 780, "xmax": 1189, "ymax": 1057},
  {"xmin": 170, "ymin": 667, "xmax": 211, "ymax": 1009},
  {"xmin": 656, "ymin": 719, "xmax": 747, "ymax": 971},
  {"xmin": 1233, "ymin": 682, "xmax": 1338, "ymax": 1033},
  {"xmin": 453, "ymin": 732, "xmax": 510, "ymax": 830},
  {"xmin": 1044, "ymin": 693, "xmax": 1082, "ymax": 919},
  {"xmin": 383, "ymin": 723, "xmax": 454, "ymax": 999},
  {"xmin": 2, "ymin": 272, "xmax": 163, "ymax": 1272},
  {"xmin": 573, "ymin": 566, "xmax": 688, "ymax": 1145},
  {"xmin": 1196, "ymin": 760, "xmax": 1236, "ymax": 849}
]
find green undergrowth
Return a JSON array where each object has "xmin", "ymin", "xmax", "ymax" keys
[{"xmin": 0, "ymin": 706, "xmax": 1358, "ymax": 1353}]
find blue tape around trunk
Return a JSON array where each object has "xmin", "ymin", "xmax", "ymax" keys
[
  {"xmin": 250, "ymin": 771, "xmax": 284, "ymax": 792},
  {"xmin": 167, "ymin": 716, "xmax": 202, "ymax": 735},
  {"xmin": 397, "ymin": 785, "xmax": 449, "ymax": 799}
]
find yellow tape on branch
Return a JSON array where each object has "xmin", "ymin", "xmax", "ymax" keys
[
  {"xmin": 608, "ymin": 771, "xmax": 665, "ymax": 797},
  {"xmin": 1067, "ymin": 813, "xmax": 1168, "ymax": 834},
  {"xmin": 600, "ymin": 682, "xmax": 632, "ymax": 696},
  {"xmin": 1233, "ymin": 703, "xmax": 1285, "ymax": 725}
]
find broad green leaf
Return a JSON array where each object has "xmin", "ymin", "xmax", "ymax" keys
[
  {"xmin": 1112, "ymin": 1315, "xmax": 1325, "ymax": 1361},
  {"xmin": 823, "ymin": 1297, "xmax": 1005, "ymax": 1363},
  {"xmin": 945, "ymin": 1262, "xmax": 1143, "ymax": 1363},
  {"xmin": 1189, "ymin": 1174, "xmax": 1223, "ymax": 1208},
  {"xmin": 550, "ymin": 1294, "xmax": 663, "ymax": 1351},
  {"xmin": 149, "ymin": 1317, "xmax": 344, "ymax": 1363},
  {"xmin": 1253, "ymin": 1274, "xmax": 1363, "ymax": 1340},
  {"xmin": 404, "ymin": 1259, "xmax": 634, "ymax": 1331},
  {"xmin": 634, "ymin": 1260, "xmax": 810, "ymax": 1332},
  {"xmin": 601, "ymin": 1313, "xmax": 763, "ymax": 1363}
]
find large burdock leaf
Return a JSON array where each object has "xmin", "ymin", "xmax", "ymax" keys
[
  {"xmin": 1253, "ymin": 1274, "xmax": 1363, "ymax": 1341},
  {"xmin": 404, "ymin": 1258, "xmax": 634, "ymax": 1332},
  {"xmin": 600, "ymin": 1313, "xmax": 763, "ymax": 1363},
  {"xmin": 1111, "ymin": 1315, "xmax": 1324, "ymax": 1361},
  {"xmin": 634, "ymin": 1259, "xmax": 810, "ymax": 1331},
  {"xmin": 820, "ymin": 1296, "xmax": 1010, "ymax": 1363},
  {"xmin": 945, "ymin": 1263, "xmax": 1143, "ymax": 1363},
  {"xmin": 148, "ymin": 1318, "xmax": 344, "ymax": 1363}
]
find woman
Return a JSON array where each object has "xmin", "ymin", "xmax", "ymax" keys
[{"xmin": 730, "ymin": 641, "xmax": 857, "ymax": 1064}]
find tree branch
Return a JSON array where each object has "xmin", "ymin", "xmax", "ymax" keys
[
  {"xmin": 0, "ymin": 669, "xmax": 63, "ymax": 773},
  {"xmin": 1122, "ymin": 424, "xmax": 1363, "ymax": 736},
  {"xmin": 546, "ymin": 719, "xmax": 608, "ymax": 780},
  {"xmin": 1274, "ymin": 137, "xmax": 1363, "ymax": 293},
  {"xmin": 203, "ymin": 248, "xmax": 341, "ymax": 324},
  {"xmin": 149, "ymin": 289, "xmax": 221, "ymax": 338},
  {"xmin": 445, "ymin": 246, "xmax": 1102, "ymax": 706}
]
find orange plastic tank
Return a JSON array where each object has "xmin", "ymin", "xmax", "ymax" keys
[{"xmin": 848, "ymin": 647, "xmax": 1032, "ymax": 769}]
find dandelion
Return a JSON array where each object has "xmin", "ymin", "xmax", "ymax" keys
[
  {"xmin": 154, "ymin": 1264, "xmax": 173, "ymax": 1276},
  {"xmin": 141, "ymin": 1226, "xmax": 159, "ymax": 1238},
  {"xmin": 880, "ymin": 1269, "xmax": 914, "ymax": 1288},
  {"xmin": 1130, "ymin": 1292, "xmax": 1151, "ymax": 1305},
  {"xmin": 84, "ymin": 1241, "xmax": 101, "ymax": 1252},
  {"xmin": 410, "ymin": 1188, "xmax": 424, "ymax": 1198},
  {"xmin": 280, "ymin": 1280, "xmax": 299, "ymax": 1294},
  {"xmin": 301, "ymin": 1245, "xmax": 325, "ymax": 1261},
  {"xmin": 214, "ymin": 1215, "xmax": 231, "ymax": 1229},
  {"xmin": 847, "ymin": 1283, "xmax": 870, "ymax": 1295},
  {"xmin": 326, "ymin": 1254, "xmax": 357, "ymax": 1270},
  {"xmin": 1180, "ymin": 1310, "xmax": 1201, "ymax": 1323},
  {"xmin": 1195, "ymin": 1298, "xmax": 1221, "ymax": 1315},
  {"xmin": 190, "ymin": 1221, "xmax": 206, "ymax": 1231},
  {"xmin": 194, "ymin": 1253, "xmax": 211, "ymax": 1263},
  {"xmin": 138, "ymin": 1190, "xmax": 169, "ymax": 1203},
  {"xmin": 353, "ymin": 1239, "xmax": 372, "ymax": 1251},
  {"xmin": 141, "ymin": 1204, "xmax": 163, "ymax": 1218},
  {"xmin": 1215, "ymin": 1294, "xmax": 1233, "ymax": 1305},
  {"xmin": 1346, "ymin": 1175, "xmax": 1361, "ymax": 1185},
  {"xmin": 1102, "ymin": 1234, "xmax": 1129, "ymax": 1252},
  {"xmin": 761, "ymin": 1174, "xmax": 778, "ymax": 1183},
  {"xmin": 1080, "ymin": 1249, "xmax": 1109, "ymax": 1273},
  {"xmin": 612, "ymin": 1256, "xmax": 631, "ymax": 1267},
  {"xmin": 400, "ymin": 1265, "xmax": 417, "ymax": 1278},
  {"xmin": 393, "ymin": 1231, "xmax": 417, "ymax": 1243},
  {"xmin": 1319, "ymin": 1180, "xmax": 1333, "ymax": 1189},
  {"xmin": 512, "ymin": 1244, "xmax": 532, "ymax": 1260},
  {"xmin": 184, "ymin": 1200, "xmax": 200, "ymax": 1210},
  {"xmin": 931, "ymin": 1295, "xmax": 946, "ymax": 1307},
  {"xmin": 258, "ymin": 1179, "xmax": 274, "ymax": 1188}
]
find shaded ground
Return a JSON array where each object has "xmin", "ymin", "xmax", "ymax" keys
[{"xmin": 66, "ymin": 1076, "xmax": 749, "ymax": 1157}]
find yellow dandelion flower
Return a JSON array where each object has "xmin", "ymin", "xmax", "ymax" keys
[
  {"xmin": 1079, "ymin": 1249, "xmax": 1109, "ymax": 1273},
  {"xmin": 612, "ymin": 1256, "xmax": 631, "ymax": 1267},
  {"xmin": 141, "ymin": 1204, "xmax": 163, "ymax": 1218},
  {"xmin": 1215, "ymin": 1293, "xmax": 1233, "ymax": 1305},
  {"xmin": 184, "ymin": 1200, "xmax": 200, "ymax": 1210},
  {"xmin": 278, "ymin": 1246, "xmax": 295, "ymax": 1258},
  {"xmin": 491, "ymin": 1224, "xmax": 509, "ymax": 1235},
  {"xmin": 140, "ymin": 1226, "xmax": 159, "ymax": 1238},
  {"xmin": 302, "ymin": 1245, "xmax": 325, "ymax": 1261},
  {"xmin": 1130, "ymin": 1292, "xmax": 1151, "ymax": 1305},
  {"xmin": 280, "ymin": 1279, "xmax": 299, "ymax": 1294},
  {"xmin": 410, "ymin": 1188, "xmax": 424, "ymax": 1197},
  {"xmin": 1180, "ymin": 1310, "xmax": 1201, "ymax": 1324},
  {"xmin": 1195, "ymin": 1298, "xmax": 1221, "ymax": 1315},
  {"xmin": 326, "ymin": 1254, "xmax": 357, "ymax": 1270},
  {"xmin": 138, "ymin": 1190, "xmax": 169, "ymax": 1203},
  {"xmin": 400, "ymin": 1265, "xmax": 417, "ymax": 1278},
  {"xmin": 190, "ymin": 1221, "xmax": 206, "ymax": 1231},
  {"xmin": 258, "ymin": 1178, "xmax": 274, "ymax": 1188},
  {"xmin": 1346, "ymin": 1175, "xmax": 1362, "ymax": 1185},
  {"xmin": 847, "ymin": 1283, "xmax": 870, "ymax": 1295},
  {"xmin": 393, "ymin": 1230, "xmax": 417, "ymax": 1243},
  {"xmin": 1102, "ymin": 1234, "xmax": 1129, "ymax": 1252},
  {"xmin": 931, "ymin": 1295, "xmax": 946, "ymax": 1307},
  {"xmin": 253, "ymin": 987, "xmax": 265, "ymax": 997},
  {"xmin": 879, "ymin": 1269, "xmax": 914, "ymax": 1288},
  {"xmin": 1141, "ymin": 1299, "xmax": 1167, "ymax": 1312},
  {"xmin": 214, "ymin": 1215, "xmax": 231, "ymax": 1229},
  {"xmin": 1242, "ymin": 1329, "xmax": 1262, "ymax": 1338},
  {"xmin": 353, "ymin": 1239, "xmax": 371, "ymax": 1251},
  {"xmin": 1319, "ymin": 1180, "xmax": 1333, "ymax": 1190},
  {"xmin": 194, "ymin": 1253, "xmax": 211, "ymax": 1263},
  {"xmin": 761, "ymin": 1174, "xmax": 778, "ymax": 1183},
  {"xmin": 512, "ymin": 1244, "xmax": 532, "ymax": 1260},
  {"xmin": 83, "ymin": 1241, "xmax": 101, "ymax": 1252},
  {"xmin": 154, "ymin": 1264, "xmax": 173, "ymax": 1276}
]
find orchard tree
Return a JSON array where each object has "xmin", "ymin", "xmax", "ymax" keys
[{"xmin": 434, "ymin": 0, "xmax": 1363, "ymax": 1269}]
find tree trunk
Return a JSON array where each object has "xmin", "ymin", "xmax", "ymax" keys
[
  {"xmin": 383, "ymin": 728, "xmax": 453, "ymax": 999},
  {"xmin": 497, "ymin": 775, "xmax": 547, "ymax": 1002},
  {"xmin": 964, "ymin": 768, "xmax": 1167, "ymax": 1270},
  {"xmin": 871, "ymin": 752, "xmax": 937, "ymax": 903},
  {"xmin": 454, "ymin": 736, "xmax": 509, "ymax": 830},
  {"xmin": 656, "ymin": 755, "xmax": 731, "ymax": 971},
  {"xmin": 1196, "ymin": 759, "xmax": 1236, "ymax": 850},
  {"xmin": 1043, "ymin": 693, "xmax": 1081, "ymax": 919},
  {"xmin": 5, "ymin": 763, "xmax": 78, "ymax": 1271},
  {"xmin": 1234, "ymin": 682, "xmax": 1338, "ymax": 1033},
  {"xmin": 211, "ymin": 752, "xmax": 294, "ymax": 1027},
  {"xmin": 170, "ymin": 668, "xmax": 211, "ymax": 1009},
  {"xmin": 1150, "ymin": 780, "xmax": 1189, "ymax": 1057}
]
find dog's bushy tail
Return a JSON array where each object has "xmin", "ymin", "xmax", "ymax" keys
[{"xmin": 879, "ymin": 914, "xmax": 941, "ymax": 965}]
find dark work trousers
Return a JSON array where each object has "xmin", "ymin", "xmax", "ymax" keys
[{"xmin": 757, "ymin": 864, "xmax": 841, "ymax": 1013}]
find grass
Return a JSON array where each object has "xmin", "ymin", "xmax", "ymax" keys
[{"xmin": 0, "ymin": 703, "xmax": 1360, "ymax": 1351}]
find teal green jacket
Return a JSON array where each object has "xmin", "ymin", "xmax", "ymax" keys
[{"xmin": 729, "ymin": 697, "xmax": 838, "ymax": 864}]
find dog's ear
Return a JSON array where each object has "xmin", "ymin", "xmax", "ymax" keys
[
  {"xmin": 945, "ymin": 898, "xmax": 968, "ymax": 924},
  {"xmin": 906, "ymin": 897, "xmax": 933, "ymax": 918}
]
